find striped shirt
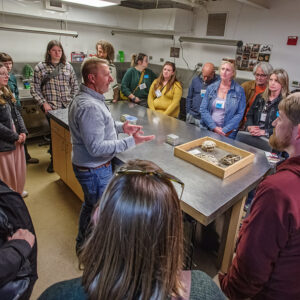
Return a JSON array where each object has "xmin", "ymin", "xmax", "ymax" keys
[{"xmin": 31, "ymin": 62, "xmax": 79, "ymax": 110}]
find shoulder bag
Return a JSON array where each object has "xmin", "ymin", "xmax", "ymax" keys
[{"xmin": 120, "ymin": 70, "xmax": 145, "ymax": 100}]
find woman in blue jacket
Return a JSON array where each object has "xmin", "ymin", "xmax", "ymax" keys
[{"xmin": 200, "ymin": 61, "xmax": 246, "ymax": 139}]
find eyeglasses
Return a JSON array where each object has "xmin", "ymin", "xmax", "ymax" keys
[
  {"xmin": 116, "ymin": 167, "xmax": 185, "ymax": 200},
  {"xmin": 255, "ymin": 73, "xmax": 267, "ymax": 78},
  {"xmin": 0, "ymin": 73, "xmax": 9, "ymax": 77}
]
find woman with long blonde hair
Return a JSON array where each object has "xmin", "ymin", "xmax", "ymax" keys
[
  {"xmin": 200, "ymin": 61, "xmax": 246, "ymax": 139},
  {"xmin": 0, "ymin": 63, "xmax": 27, "ymax": 195},
  {"xmin": 246, "ymin": 68, "xmax": 289, "ymax": 137},
  {"xmin": 148, "ymin": 61, "xmax": 182, "ymax": 118}
]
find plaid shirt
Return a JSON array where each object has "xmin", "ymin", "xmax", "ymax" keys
[{"xmin": 31, "ymin": 62, "xmax": 79, "ymax": 110}]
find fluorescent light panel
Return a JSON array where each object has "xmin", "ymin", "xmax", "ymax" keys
[
  {"xmin": 0, "ymin": 24, "xmax": 78, "ymax": 38},
  {"xmin": 179, "ymin": 37, "xmax": 243, "ymax": 47},
  {"xmin": 111, "ymin": 30, "xmax": 174, "ymax": 40},
  {"xmin": 62, "ymin": 0, "xmax": 118, "ymax": 7}
]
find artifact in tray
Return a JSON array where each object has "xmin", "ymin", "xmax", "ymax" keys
[
  {"xmin": 219, "ymin": 154, "xmax": 241, "ymax": 166},
  {"xmin": 198, "ymin": 153, "xmax": 219, "ymax": 165},
  {"xmin": 201, "ymin": 140, "xmax": 216, "ymax": 152},
  {"xmin": 174, "ymin": 137, "xmax": 255, "ymax": 178},
  {"xmin": 189, "ymin": 142, "xmax": 243, "ymax": 168}
]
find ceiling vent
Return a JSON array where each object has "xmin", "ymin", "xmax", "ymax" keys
[
  {"xmin": 206, "ymin": 13, "xmax": 227, "ymax": 36},
  {"xmin": 45, "ymin": 0, "xmax": 67, "ymax": 12}
]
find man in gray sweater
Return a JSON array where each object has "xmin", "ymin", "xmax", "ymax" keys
[{"xmin": 68, "ymin": 57, "xmax": 154, "ymax": 251}]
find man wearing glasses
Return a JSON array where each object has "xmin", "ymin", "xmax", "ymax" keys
[
  {"xmin": 239, "ymin": 62, "xmax": 273, "ymax": 130},
  {"xmin": 68, "ymin": 57, "xmax": 155, "ymax": 252}
]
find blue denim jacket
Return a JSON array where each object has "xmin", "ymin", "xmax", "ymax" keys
[
  {"xmin": 200, "ymin": 80, "xmax": 246, "ymax": 138},
  {"xmin": 186, "ymin": 75, "xmax": 220, "ymax": 119}
]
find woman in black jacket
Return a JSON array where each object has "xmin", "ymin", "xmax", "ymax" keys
[
  {"xmin": 246, "ymin": 68, "xmax": 289, "ymax": 138},
  {"xmin": 0, "ymin": 63, "xmax": 28, "ymax": 194}
]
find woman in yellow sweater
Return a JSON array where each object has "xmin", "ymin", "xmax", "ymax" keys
[{"xmin": 148, "ymin": 61, "xmax": 182, "ymax": 118}]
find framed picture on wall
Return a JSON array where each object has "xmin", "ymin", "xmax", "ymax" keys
[{"xmin": 236, "ymin": 43, "xmax": 272, "ymax": 71}]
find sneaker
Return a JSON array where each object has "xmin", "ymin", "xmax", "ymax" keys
[
  {"xmin": 22, "ymin": 190, "xmax": 29, "ymax": 198},
  {"xmin": 26, "ymin": 157, "xmax": 39, "ymax": 164},
  {"xmin": 47, "ymin": 161, "xmax": 54, "ymax": 173}
]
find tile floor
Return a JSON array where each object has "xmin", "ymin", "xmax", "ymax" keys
[{"xmin": 24, "ymin": 138, "xmax": 222, "ymax": 299}]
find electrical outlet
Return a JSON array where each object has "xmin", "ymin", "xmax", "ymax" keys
[{"xmin": 160, "ymin": 58, "xmax": 164, "ymax": 62}]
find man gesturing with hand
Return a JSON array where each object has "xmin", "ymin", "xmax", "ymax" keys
[{"xmin": 68, "ymin": 58, "xmax": 155, "ymax": 252}]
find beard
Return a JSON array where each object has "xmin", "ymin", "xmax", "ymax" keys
[{"xmin": 269, "ymin": 126, "xmax": 293, "ymax": 151}]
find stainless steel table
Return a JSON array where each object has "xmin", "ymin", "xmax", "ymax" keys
[{"xmin": 49, "ymin": 102, "xmax": 271, "ymax": 272}]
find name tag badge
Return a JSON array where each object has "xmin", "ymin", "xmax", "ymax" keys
[
  {"xmin": 260, "ymin": 112, "xmax": 267, "ymax": 122},
  {"xmin": 215, "ymin": 100, "xmax": 225, "ymax": 109},
  {"xmin": 200, "ymin": 89, "xmax": 206, "ymax": 98},
  {"xmin": 155, "ymin": 89, "xmax": 162, "ymax": 98},
  {"xmin": 144, "ymin": 74, "xmax": 149, "ymax": 79},
  {"xmin": 276, "ymin": 111, "xmax": 279, "ymax": 118},
  {"xmin": 139, "ymin": 83, "xmax": 146, "ymax": 90}
]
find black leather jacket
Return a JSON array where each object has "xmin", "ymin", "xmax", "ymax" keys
[
  {"xmin": 0, "ymin": 92, "xmax": 27, "ymax": 152},
  {"xmin": 246, "ymin": 93, "xmax": 282, "ymax": 137},
  {"xmin": 0, "ymin": 179, "xmax": 37, "ymax": 299}
]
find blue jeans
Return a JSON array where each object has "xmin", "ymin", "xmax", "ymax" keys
[{"xmin": 73, "ymin": 163, "xmax": 113, "ymax": 251}]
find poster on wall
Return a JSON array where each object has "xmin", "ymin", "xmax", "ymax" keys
[{"xmin": 235, "ymin": 43, "xmax": 272, "ymax": 71}]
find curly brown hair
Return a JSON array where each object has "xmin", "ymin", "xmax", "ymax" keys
[{"xmin": 95, "ymin": 40, "xmax": 115, "ymax": 63}]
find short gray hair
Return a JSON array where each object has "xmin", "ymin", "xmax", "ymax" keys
[{"xmin": 253, "ymin": 62, "xmax": 273, "ymax": 76}]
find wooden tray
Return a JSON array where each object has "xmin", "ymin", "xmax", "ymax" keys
[{"xmin": 174, "ymin": 137, "xmax": 255, "ymax": 178}]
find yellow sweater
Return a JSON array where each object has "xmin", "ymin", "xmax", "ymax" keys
[{"xmin": 147, "ymin": 80, "xmax": 182, "ymax": 118}]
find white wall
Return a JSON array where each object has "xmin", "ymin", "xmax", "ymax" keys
[
  {"xmin": 0, "ymin": 14, "xmax": 141, "ymax": 63},
  {"xmin": 155, "ymin": 0, "xmax": 300, "ymax": 84},
  {"xmin": 0, "ymin": 0, "xmax": 300, "ymax": 86}
]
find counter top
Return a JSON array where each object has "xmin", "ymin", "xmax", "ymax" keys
[
  {"xmin": 19, "ymin": 88, "xmax": 33, "ymax": 101},
  {"xmin": 49, "ymin": 103, "xmax": 271, "ymax": 225}
]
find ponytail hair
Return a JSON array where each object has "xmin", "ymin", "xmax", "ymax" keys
[{"xmin": 131, "ymin": 53, "xmax": 147, "ymax": 67}]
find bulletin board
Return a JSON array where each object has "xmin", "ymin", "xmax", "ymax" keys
[{"xmin": 235, "ymin": 43, "xmax": 272, "ymax": 71}]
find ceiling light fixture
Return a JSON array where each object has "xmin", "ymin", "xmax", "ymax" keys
[
  {"xmin": 0, "ymin": 24, "xmax": 78, "ymax": 38},
  {"xmin": 111, "ymin": 30, "xmax": 174, "ymax": 40},
  {"xmin": 62, "ymin": 0, "xmax": 119, "ymax": 8},
  {"xmin": 179, "ymin": 36, "xmax": 243, "ymax": 47}
]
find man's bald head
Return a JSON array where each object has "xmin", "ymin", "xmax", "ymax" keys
[{"xmin": 202, "ymin": 63, "xmax": 215, "ymax": 83}]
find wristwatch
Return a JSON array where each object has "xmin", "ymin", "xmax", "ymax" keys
[{"xmin": 131, "ymin": 96, "xmax": 136, "ymax": 102}]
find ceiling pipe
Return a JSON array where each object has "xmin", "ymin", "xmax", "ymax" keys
[
  {"xmin": 111, "ymin": 30, "xmax": 174, "ymax": 40},
  {"xmin": 171, "ymin": 0, "xmax": 208, "ymax": 8},
  {"xmin": 179, "ymin": 36, "xmax": 243, "ymax": 47},
  {"xmin": 0, "ymin": 24, "xmax": 78, "ymax": 37},
  {"xmin": 235, "ymin": 0, "xmax": 270, "ymax": 9}
]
